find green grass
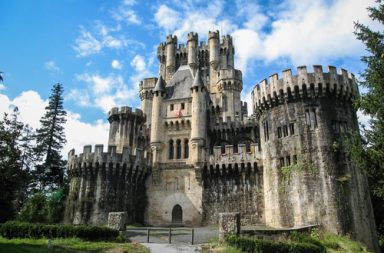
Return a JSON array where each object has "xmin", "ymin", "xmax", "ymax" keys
[
  {"xmin": 213, "ymin": 230, "xmax": 371, "ymax": 253},
  {"xmin": 319, "ymin": 233, "xmax": 370, "ymax": 253},
  {"xmin": 0, "ymin": 237, "xmax": 149, "ymax": 253}
]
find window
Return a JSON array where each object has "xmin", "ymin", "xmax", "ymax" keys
[
  {"xmin": 283, "ymin": 125, "xmax": 288, "ymax": 137},
  {"xmin": 305, "ymin": 109, "xmax": 311, "ymax": 126},
  {"xmin": 170, "ymin": 104, "xmax": 174, "ymax": 111},
  {"xmin": 169, "ymin": 140, "xmax": 174, "ymax": 159},
  {"xmin": 286, "ymin": 156, "xmax": 291, "ymax": 166},
  {"xmin": 246, "ymin": 143, "xmax": 251, "ymax": 153},
  {"xmin": 184, "ymin": 139, "xmax": 189, "ymax": 158},
  {"xmin": 176, "ymin": 139, "xmax": 182, "ymax": 159},
  {"xmin": 221, "ymin": 144, "xmax": 226, "ymax": 154},
  {"xmin": 279, "ymin": 157, "xmax": 285, "ymax": 168},
  {"xmin": 293, "ymin": 155, "xmax": 297, "ymax": 164},
  {"xmin": 181, "ymin": 103, "xmax": 185, "ymax": 110},
  {"xmin": 289, "ymin": 123, "xmax": 295, "ymax": 135},
  {"xmin": 234, "ymin": 143, "xmax": 238, "ymax": 153},
  {"xmin": 264, "ymin": 121, "xmax": 269, "ymax": 141},
  {"xmin": 310, "ymin": 109, "xmax": 317, "ymax": 128},
  {"xmin": 277, "ymin": 127, "xmax": 282, "ymax": 138}
]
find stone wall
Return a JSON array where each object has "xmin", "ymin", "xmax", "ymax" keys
[{"xmin": 202, "ymin": 163, "xmax": 264, "ymax": 225}]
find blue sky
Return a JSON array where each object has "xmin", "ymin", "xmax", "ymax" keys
[{"xmin": 0, "ymin": 0, "xmax": 375, "ymax": 154}]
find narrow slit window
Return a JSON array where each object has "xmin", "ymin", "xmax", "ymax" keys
[
  {"xmin": 181, "ymin": 103, "xmax": 185, "ymax": 110},
  {"xmin": 170, "ymin": 104, "xmax": 174, "ymax": 111},
  {"xmin": 184, "ymin": 139, "xmax": 189, "ymax": 158},
  {"xmin": 169, "ymin": 140, "xmax": 174, "ymax": 159},
  {"xmin": 286, "ymin": 156, "xmax": 291, "ymax": 166},
  {"xmin": 289, "ymin": 123, "xmax": 295, "ymax": 135},
  {"xmin": 278, "ymin": 127, "xmax": 282, "ymax": 138},
  {"xmin": 293, "ymin": 155, "xmax": 298, "ymax": 164},
  {"xmin": 279, "ymin": 157, "xmax": 285, "ymax": 168},
  {"xmin": 305, "ymin": 109, "xmax": 311, "ymax": 126},
  {"xmin": 176, "ymin": 139, "xmax": 181, "ymax": 159},
  {"xmin": 283, "ymin": 125, "xmax": 288, "ymax": 137}
]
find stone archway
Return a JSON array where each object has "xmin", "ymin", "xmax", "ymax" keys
[{"xmin": 172, "ymin": 204, "xmax": 182, "ymax": 224}]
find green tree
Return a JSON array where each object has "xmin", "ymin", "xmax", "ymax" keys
[
  {"xmin": 0, "ymin": 109, "xmax": 27, "ymax": 222},
  {"xmin": 34, "ymin": 83, "xmax": 67, "ymax": 190},
  {"xmin": 352, "ymin": 0, "xmax": 384, "ymax": 248}
]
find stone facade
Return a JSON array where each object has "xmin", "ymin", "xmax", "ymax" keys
[
  {"xmin": 219, "ymin": 212, "xmax": 240, "ymax": 242},
  {"xmin": 65, "ymin": 31, "xmax": 378, "ymax": 252}
]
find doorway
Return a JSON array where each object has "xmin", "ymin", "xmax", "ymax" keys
[{"xmin": 172, "ymin": 204, "xmax": 182, "ymax": 224}]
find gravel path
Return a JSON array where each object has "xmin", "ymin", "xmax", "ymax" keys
[{"xmin": 141, "ymin": 243, "xmax": 202, "ymax": 253}]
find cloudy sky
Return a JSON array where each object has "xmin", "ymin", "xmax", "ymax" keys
[{"xmin": 0, "ymin": 0, "xmax": 376, "ymax": 155}]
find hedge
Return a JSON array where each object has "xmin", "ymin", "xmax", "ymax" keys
[
  {"xmin": 0, "ymin": 221, "xmax": 119, "ymax": 241},
  {"xmin": 226, "ymin": 235, "xmax": 325, "ymax": 253}
]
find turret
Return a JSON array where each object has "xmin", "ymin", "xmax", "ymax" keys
[
  {"xmin": 187, "ymin": 32, "xmax": 198, "ymax": 70},
  {"xmin": 208, "ymin": 30, "xmax": 220, "ymax": 69},
  {"xmin": 166, "ymin": 35, "xmax": 177, "ymax": 80},
  {"xmin": 222, "ymin": 35, "xmax": 234, "ymax": 68},
  {"xmin": 150, "ymin": 76, "xmax": 166, "ymax": 164},
  {"xmin": 139, "ymin": 78, "xmax": 156, "ymax": 127},
  {"xmin": 190, "ymin": 70, "xmax": 206, "ymax": 165}
]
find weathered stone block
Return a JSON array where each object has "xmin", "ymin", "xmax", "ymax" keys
[
  {"xmin": 219, "ymin": 212, "xmax": 240, "ymax": 242},
  {"xmin": 108, "ymin": 212, "xmax": 127, "ymax": 231}
]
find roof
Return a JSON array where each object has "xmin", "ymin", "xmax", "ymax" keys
[
  {"xmin": 191, "ymin": 69, "xmax": 204, "ymax": 89},
  {"xmin": 165, "ymin": 65, "xmax": 195, "ymax": 100},
  {"xmin": 153, "ymin": 76, "xmax": 165, "ymax": 92}
]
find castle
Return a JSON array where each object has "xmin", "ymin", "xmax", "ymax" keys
[{"xmin": 65, "ymin": 31, "xmax": 378, "ymax": 251}]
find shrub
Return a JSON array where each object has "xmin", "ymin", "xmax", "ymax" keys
[
  {"xmin": 0, "ymin": 221, "xmax": 119, "ymax": 241},
  {"xmin": 226, "ymin": 235, "xmax": 325, "ymax": 253}
]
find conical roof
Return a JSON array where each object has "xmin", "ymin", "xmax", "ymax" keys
[
  {"xmin": 153, "ymin": 76, "xmax": 165, "ymax": 92},
  {"xmin": 191, "ymin": 69, "xmax": 204, "ymax": 89}
]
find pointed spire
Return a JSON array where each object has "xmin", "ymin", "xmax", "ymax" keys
[
  {"xmin": 153, "ymin": 76, "xmax": 165, "ymax": 92},
  {"xmin": 191, "ymin": 69, "xmax": 204, "ymax": 89}
]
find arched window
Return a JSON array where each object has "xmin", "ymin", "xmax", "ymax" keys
[
  {"xmin": 169, "ymin": 140, "xmax": 174, "ymax": 159},
  {"xmin": 184, "ymin": 139, "xmax": 189, "ymax": 158},
  {"xmin": 176, "ymin": 139, "xmax": 182, "ymax": 159}
]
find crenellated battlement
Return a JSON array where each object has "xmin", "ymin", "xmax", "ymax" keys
[
  {"xmin": 208, "ymin": 30, "xmax": 220, "ymax": 40},
  {"xmin": 108, "ymin": 106, "xmax": 145, "ymax": 123},
  {"xmin": 166, "ymin": 34, "xmax": 177, "ymax": 44},
  {"xmin": 252, "ymin": 65, "xmax": 359, "ymax": 111},
  {"xmin": 221, "ymin": 35, "xmax": 233, "ymax": 49},
  {"xmin": 218, "ymin": 69, "xmax": 242, "ymax": 82},
  {"xmin": 67, "ymin": 144, "xmax": 150, "ymax": 174},
  {"xmin": 208, "ymin": 144, "xmax": 260, "ymax": 167},
  {"xmin": 187, "ymin": 32, "xmax": 198, "ymax": 42}
]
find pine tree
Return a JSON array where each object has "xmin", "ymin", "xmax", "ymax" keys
[
  {"xmin": 351, "ymin": 1, "xmax": 384, "ymax": 248},
  {"xmin": 35, "ymin": 83, "xmax": 67, "ymax": 190},
  {"xmin": 0, "ymin": 109, "xmax": 26, "ymax": 222}
]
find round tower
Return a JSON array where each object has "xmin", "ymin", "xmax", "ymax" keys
[
  {"xmin": 252, "ymin": 65, "xmax": 378, "ymax": 251},
  {"xmin": 208, "ymin": 30, "xmax": 220, "ymax": 69},
  {"xmin": 150, "ymin": 76, "xmax": 166, "ymax": 164},
  {"xmin": 139, "ymin": 78, "xmax": 156, "ymax": 127},
  {"xmin": 190, "ymin": 69, "xmax": 207, "ymax": 165},
  {"xmin": 108, "ymin": 107, "xmax": 146, "ymax": 153},
  {"xmin": 166, "ymin": 35, "xmax": 177, "ymax": 80},
  {"xmin": 187, "ymin": 32, "xmax": 198, "ymax": 70}
]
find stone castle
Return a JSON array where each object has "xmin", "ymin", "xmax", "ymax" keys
[{"xmin": 65, "ymin": 31, "xmax": 378, "ymax": 250}]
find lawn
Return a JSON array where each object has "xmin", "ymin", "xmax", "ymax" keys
[{"xmin": 0, "ymin": 237, "xmax": 149, "ymax": 253}]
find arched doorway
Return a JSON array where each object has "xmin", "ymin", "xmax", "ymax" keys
[{"xmin": 172, "ymin": 204, "xmax": 182, "ymax": 224}]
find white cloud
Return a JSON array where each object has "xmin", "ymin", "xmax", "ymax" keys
[
  {"xmin": 70, "ymin": 72, "xmax": 139, "ymax": 113},
  {"xmin": 131, "ymin": 55, "xmax": 146, "ymax": 72},
  {"xmin": 73, "ymin": 27, "xmax": 103, "ymax": 57},
  {"xmin": 74, "ymin": 23, "xmax": 142, "ymax": 57},
  {"xmin": 155, "ymin": 5, "xmax": 181, "ymax": 33},
  {"xmin": 0, "ymin": 90, "xmax": 109, "ymax": 156},
  {"xmin": 0, "ymin": 84, "xmax": 6, "ymax": 91},
  {"xmin": 112, "ymin": 6, "xmax": 141, "ymax": 25},
  {"xmin": 111, "ymin": 59, "xmax": 123, "ymax": 69},
  {"xmin": 44, "ymin": 60, "xmax": 61, "ymax": 73}
]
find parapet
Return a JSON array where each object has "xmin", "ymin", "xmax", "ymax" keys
[
  {"xmin": 108, "ymin": 106, "xmax": 145, "ymax": 123},
  {"xmin": 218, "ymin": 69, "xmax": 242, "ymax": 81},
  {"xmin": 252, "ymin": 65, "xmax": 359, "ymax": 111},
  {"xmin": 208, "ymin": 30, "xmax": 220, "ymax": 40},
  {"xmin": 208, "ymin": 143, "xmax": 260, "ymax": 166},
  {"xmin": 187, "ymin": 32, "xmax": 198, "ymax": 42},
  {"xmin": 67, "ymin": 144, "xmax": 149, "ymax": 174},
  {"xmin": 166, "ymin": 34, "xmax": 177, "ymax": 44}
]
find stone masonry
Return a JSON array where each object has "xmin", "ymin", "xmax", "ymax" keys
[{"xmin": 64, "ymin": 31, "xmax": 379, "ymax": 252}]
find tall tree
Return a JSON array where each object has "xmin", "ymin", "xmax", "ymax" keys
[
  {"xmin": 351, "ymin": 1, "xmax": 384, "ymax": 249},
  {"xmin": 34, "ymin": 83, "xmax": 67, "ymax": 190},
  {"xmin": 0, "ymin": 109, "xmax": 27, "ymax": 222}
]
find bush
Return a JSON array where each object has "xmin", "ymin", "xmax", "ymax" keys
[
  {"xmin": 226, "ymin": 235, "xmax": 325, "ymax": 253},
  {"xmin": 0, "ymin": 221, "xmax": 119, "ymax": 241}
]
